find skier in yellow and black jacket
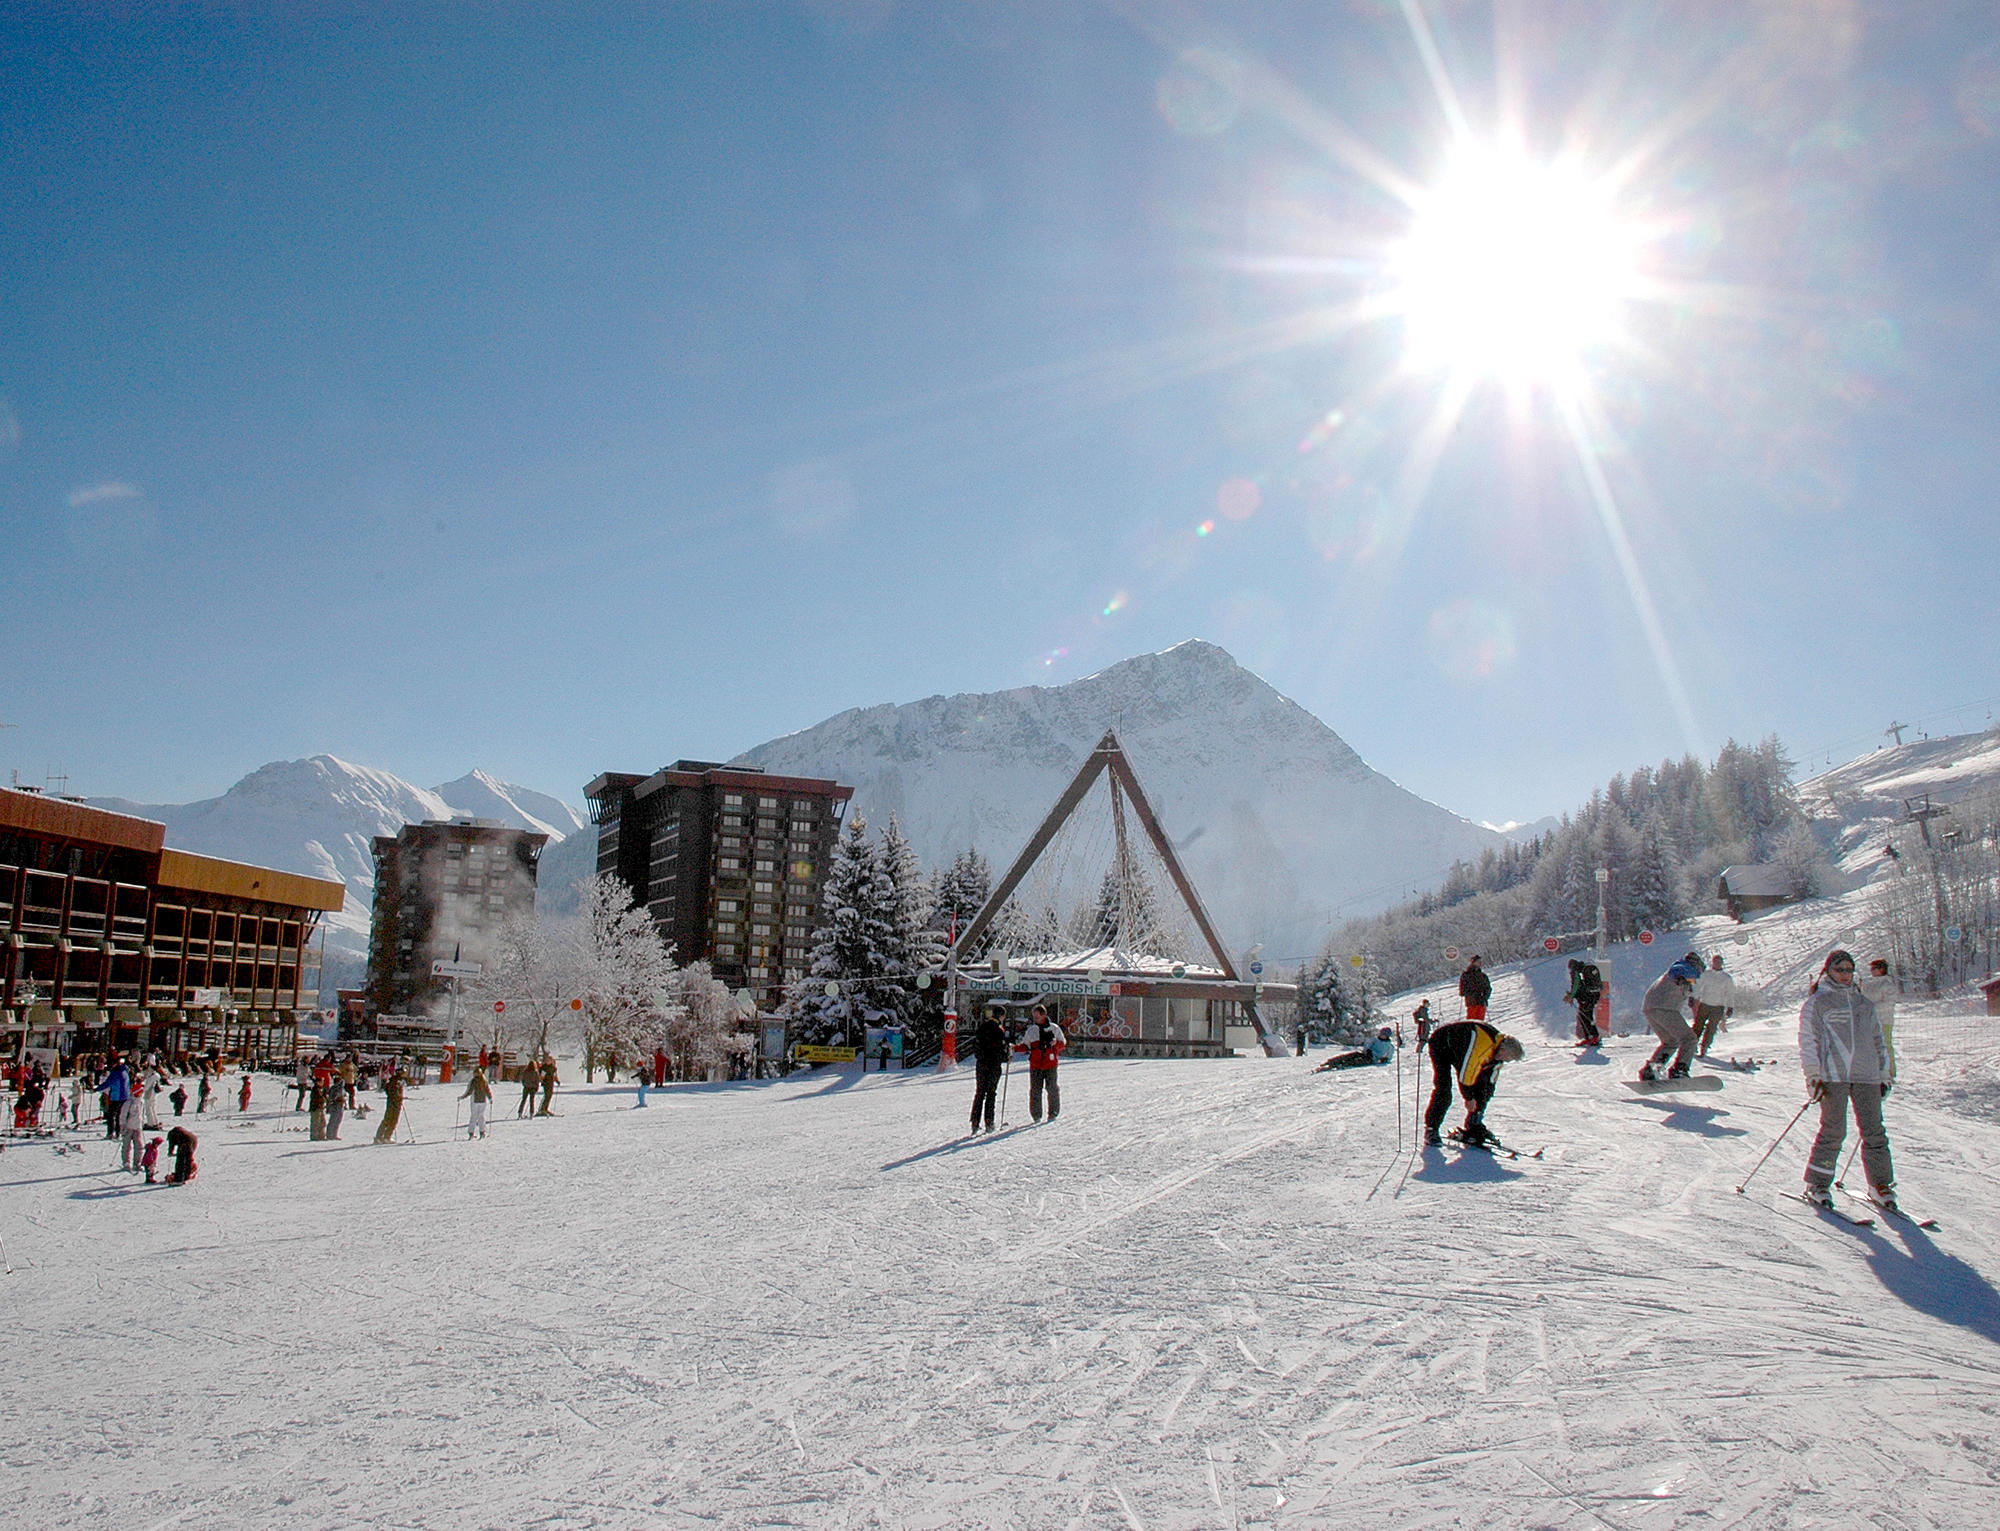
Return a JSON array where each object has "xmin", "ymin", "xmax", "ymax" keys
[{"xmin": 1423, "ymin": 1019, "xmax": 1525, "ymax": 1148}]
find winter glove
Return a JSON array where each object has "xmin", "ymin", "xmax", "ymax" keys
[
  {"xmin": 1808, "ymin": 1079, "xmax": 1826, "ymax": 1101},
  {"xmin": 1880, "ymin": 1081, "xmax": 1892, "ymax": 1099}
]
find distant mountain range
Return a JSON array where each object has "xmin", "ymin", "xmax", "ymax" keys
[
  {"xmin": 737, "ymin": 640, "xmax": 1505, "ymax": 960},
  {"xmin": 90, "ymin": 760, "xmax": 594, "ymax": 994},
  {"xmin": 80, "ymin": 639, "xmax": 1520, "ymax": 991}
]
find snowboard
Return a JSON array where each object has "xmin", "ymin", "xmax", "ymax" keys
[{"xmin": 1624, "ymin": 1074, "xmax": 1723, "ymax": 1094}]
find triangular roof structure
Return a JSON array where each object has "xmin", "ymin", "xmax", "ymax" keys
[{"xmin": 947, "ymin": 730, "xmax": 1238, "ymax": 980}]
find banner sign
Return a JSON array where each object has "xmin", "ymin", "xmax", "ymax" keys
[
  {"xmin": 794, "ymin": 1044, "xmax": 859, "ymax": 1063},
  {"xmin": 961, "ymin": 974, "xmax": 1111, "ymax": 996}
]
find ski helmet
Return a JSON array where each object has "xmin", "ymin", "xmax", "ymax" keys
[{"xmin": 1668, "ymin": 959, "xmax": 1702, "ymax": 982}]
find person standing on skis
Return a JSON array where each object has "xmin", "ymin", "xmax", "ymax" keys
[
  {"xmin": 968, "ymin": 1004, "xmax": 1009, "ymax": 1134},
  {"xmin": 517, "ymin": 1057, "xmax": 541, "ymax": 1119},
  {"xmin": 1800, "ymin": 949, "xmax": 1896, "ymax": 1210},
  {"xmin": 1638, "ymin": 960, "xmax": 1703, "ymax": 1081},
  {"xmin": 1458, "ymin": 956, "xmax": 1491, "ymax": 1022},
  {"xmin": 460, "ymin": 1065, "xmax": 492, "ymax": 1139},
  {"xmin": 1564, "ymin": 959, "xmax": 1604, "ymax": 1046},
  {"xmin": 1858, "ymin": 958, "xmax": 1899, "ymax": 1076},
  {"xmin": 1692, "ymin": 954, "xmax": 1737, "ymax": 1055},
  {"xmin": 1422, "ymin": 1019, "xmax": 1524, "ymax": 1147},
  {"xmin": 1015, "ymin": 1004, "xmax": 1066, "ymax": 1123}
]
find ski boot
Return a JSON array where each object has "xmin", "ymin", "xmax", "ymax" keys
[
  {"xmin": 1666, "ymin": 1065, "xmax": 1691, "ymax": 1080},
  {"xmin": 1423, "ymin": 1128, "xmax": 1443, "ymax": 1147},
  {"xmin": 1871, "ymin": 1185, "xmax": 1900, "ymax": 1216},
  {"xmin": 1802, "ymin": 1185, "xmax": 1833, "ymax": 1209},
  {"xmin": 1637, "ymin": 1063, "xmax": 1661, "ymax": 1083}
]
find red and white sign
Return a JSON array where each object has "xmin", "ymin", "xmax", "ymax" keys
[
  {"xmin": 1638, "ymin": 929, "xmax": 1655, "ymax": 946},
  {"xmin": 493, "ymin": 1000, "xmax": 506, "ymax": 1013},
  {"xmin": 1543, "ymin": 937, "xmax": 1561, "ymax": 953},
  {"xmin": 1444, "ymin": 946, "xmax": 1459, "ymax": 962}
]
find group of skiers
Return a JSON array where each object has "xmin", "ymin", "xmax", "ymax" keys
[
  {"xmin": 966, "ymin": 1003, "xmax": 1067, "ymax": 1133},
  {"xmin": 1392, "ymin": 945, "xmax": 1907, "ymax": 1210}
]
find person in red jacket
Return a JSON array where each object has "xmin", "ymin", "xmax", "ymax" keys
[{"xmin": 1015, "ymin": 1004, "xmax": 1067, "ymax": 1124}]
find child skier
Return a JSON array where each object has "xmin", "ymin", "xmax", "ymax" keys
[
  {"xmin": 141, "ymin": 1133, "xmax": 162, "ymax": 1183},
  {"xmin": 237, "ymin": 1072, "xmax": 253, "ymax": 1113}
]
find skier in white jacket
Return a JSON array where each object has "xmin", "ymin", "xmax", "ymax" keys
[
  {"xmin": 1799, "ymin": 949, "xmax": 1896, "ymax": 1210},
  {"xmin": 1858, "ymin": 959, "xmax": 1899, "ymax": 1076},
  {"xmin": 1691, "ymin": 955, "xmax": 1737, "ymax": 1055}
]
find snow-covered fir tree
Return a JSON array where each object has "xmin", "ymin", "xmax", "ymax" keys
[
  {"xmin": 1627, "ymin": 809, "xmax": 1682, "ymax": 934},
  {"xmin": 572, "ymin": 874, "xmax": 681, "ymax": 1074},
  {"xmin": 787, "ymin": 815, "xmax": 900, "ymax": 1044},
  {"xmin": 1299, "ymin": 950, "xmax": 1374, "ymax": 1043},
  {"xmin": 879, "ymin": 816, "xmax": 944, "ymax": 1028},
  {"xmin": 929, "ymin": 847, "xmax": 991, "ymax": 947}
]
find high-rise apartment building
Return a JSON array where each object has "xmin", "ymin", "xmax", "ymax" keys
[
  {"xmin": 364, "ymin": 819, "xmax": 547, "ymax": 1022},
  {"xmin": 583, "ymin": 762, "xmax": 851, "ymax": 1004}
]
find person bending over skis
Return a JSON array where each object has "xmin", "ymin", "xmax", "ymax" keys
[
  {"xmin": 1565, "ymin": 959, "xmax": 1604, "ymax": 1046},
  {"xmin": 1423, "ymin": 1020, "xmax": 1524, "ymax": 1147}
]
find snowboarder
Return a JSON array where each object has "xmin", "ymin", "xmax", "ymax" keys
[
  {"xmin": 1564, "ymin": 959, "xmax": 1604, "ymax": 1046},
  {"xmin": 1015, "ymin": 1005, "xmax": 1066, "ymax": 1123},
  {"xmin": 1316, "ymin": 1026, "xmax": 1395, "ymax": 1071},
  {"xmin": 968, "ymin": 1005, "xmax": 1008, "ymax": 1134},
  {"xmin": 1638, "ymin": 960, "xmax": 1703, "ymax": 1081},
  {"xmin": 374, "ymin": 1069, "xmax": 406, "ymax": 1144},
  {"xmin": 166, "ymin": 1124, "xmax": 198, "ymax": 1184},
  {"xmin": 1800, "ymin": 949, "xmax": 1896, "ymax": 1209},
  {"xmin": 1422, "ymin": 1019, "xmax": 1525, "ymax": 1147},
  {"xmin": 1692, "ymin": 954, "xmax": 1737, "ymax": 1055},
  {"xmin": 460, "ymin": 1066, "xmax": 492, "ymax": 1138},
  {"xmin": 1458, "ymin": 956, "xmax": 1491, "ymax": 1022},
  {"xmin": 517, "ymin": 1058, "xmax": 541, "ymax": 1119}
]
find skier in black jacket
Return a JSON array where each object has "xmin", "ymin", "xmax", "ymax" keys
[
  {"xmin": 1458, "ymin": 956, "xmax": 1492, "ymax": 1020},
  {"xmin": 1565, "ymin": 958, "xmax": 1604, "ymax": 1046},
  {"xmin": 968, "ymin": 1006, "xmax": 1010, "ymax": 1134}
]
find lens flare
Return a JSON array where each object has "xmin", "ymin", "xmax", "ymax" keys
[
  {"xmin": 1101, "ymin": 592, "xmax": 1127, "ymax": 618},
  {"xmin": 1196, "ymin": 519, "xmax": 1216, "ymax": 537}
]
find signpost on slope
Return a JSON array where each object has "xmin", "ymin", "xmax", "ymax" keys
[{"xmin": 431, "ymin": 956, "xmax": 483, "ymax": 1083}]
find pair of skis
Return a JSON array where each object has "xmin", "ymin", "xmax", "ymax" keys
[
  {"xmin": 1443, "ymin": 1127, "xmax": 1542, "ymax": 1161},
  {"xmin": 1787, "ymin": 1188, "xmax": 1939, "ymax": 1230}
]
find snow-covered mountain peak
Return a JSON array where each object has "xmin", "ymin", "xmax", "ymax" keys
[
  {"xmin": 736, "ymin": 639, "xmax": 1500, "ymax": 959},
  {"xmin": 431, "ymin": 770, "xmax": 586, "ymax": 841}
]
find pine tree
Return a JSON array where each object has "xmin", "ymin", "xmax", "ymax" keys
[
  {"xmin": 787, "ymin": 816, "xmax": 898, "ymax": 1044},
  {"xmin": 1300, "ymin": 950, "xmax": 1373, "ymax": 1043},
  {"xmin": 1628, "ymin": 809, "xmax": 1681, "ymax": 935},
  {"xmin": 929, "ymin": 848, "xmax": 991, "ymax": 951},
  {"xmin": 879, "ymin": 816, "xmax": 943, "ymax": 1029}
]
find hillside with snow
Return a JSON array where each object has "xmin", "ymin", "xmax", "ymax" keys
[{"xmin": 737, "ymin": 639, "xmax": 1505, "ymax": 959}]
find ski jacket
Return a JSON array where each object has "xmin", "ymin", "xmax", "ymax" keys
[
  {"xmin": 1565, "ymin": 963, "xmax": 1603, "ymax": 1005},
  {"xmin": 971, "ymin": 1018, "xmax": 1009, "ymax": 1070},
  {"xmin": 1430, "ymin": 1021, "xmax": 1508, "ymax": 1088},
  {"xmin": 1017, "ymin": 1022, "xmax": 1067, "ymax": 1071},
  {"xmin": 1457, "ymin": 966, "xmax": 1491, "ymax": 1007},
  {"xmin": 1641, "ymin": 970, "xmax": 1691, "ymax": 1020},
  {"xmin": 461, "ymin": 1073, "xmax": 493, "ymax": 1103},
  {"xmin": 1692, "ymin": 969, "xmax": 1737, "ymax": 1008},
  {"xmin": 1365, "ymin": 1035, "xmax": 1394, "ymax": 1065},
  {"xmin": 1799, "ymin": 981, "xmax": 1891, "ymax": 1085},
  {"xmin": 119, "ymin": 1096, "xmax": 144, "ymax": 1132},
  {"xmin": 103, "ymin": 1065, "xmax": 132, "ymax": 1104}
]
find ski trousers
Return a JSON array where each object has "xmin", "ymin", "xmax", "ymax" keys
[
  {"xmin": 120, "ymin": 1126, "xmax": 144, "ymax": 1171},
  {"xmin": 1693, "ymin": 1004, "xmax": 1727, "ymax": 1054},
  {"xmin": 1644, "ymin": 1009, "xmax": 1697, "ymax": 1073},
  {"xmin": 1028, "ymin": 1068, "xmax": 1059, "ymax": 1122},
  {"xmin": 970, "ymin": 1063, "xmax": 1002, "ymax": 1131},
  {"xmin": 1805, "ymin": 1083, "xmax": 1894, "ymax": 1195},
  {"xmin": 1424, "ymin": 1038, "xmax": 1496, "ymax": 1135},
  {"xmin": 1574, "ymin": 998, "xmax": 1601, "ymax": 1043},
  {"xmin": 467, "ymin": 1099, "xmax": 488, "ymax": 1136}
]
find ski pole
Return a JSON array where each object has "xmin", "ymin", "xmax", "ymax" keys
[
  {"xmin": 1395, "ymin": 1024, "xmax": 1405, "ymax": 1148},
  {"xmin": 999, "ymin": 1049, "xmax": 1011, "ymax": 1128},
  {"xmin": 1834, "ymin": 1136, "xmax": 1860, "ymax": 1189},
  {"xmin": 1735, "ymin": 1095, "xmax": 1816, "ymax": 1195}
]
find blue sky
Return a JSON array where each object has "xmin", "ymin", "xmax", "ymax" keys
[{"xmin": 4, "ymin": 2, "xmax": 1998, "ymax": 829}]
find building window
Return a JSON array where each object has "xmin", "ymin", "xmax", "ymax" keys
[
  {"xmin": 724, "ymin": 794, "xmax": 743, "ymax": 808},
  {"xmin": 719, "ymin": 857, "xmax": 742, "ymax": 871},
  {"xmin": 758, "ymin": 796, "xmax": 778, "ymax": 810},
  {"xmin": 754, "ymin": 859, "xmax": 775, "ymax": 873},
  {"xmin": 751, "ymin": 924, "xmax": 771, "ymax": 937},
  {"xmin": 716, "ymin": 899, "xmax": 739, "ymax": 913},
  {"xmin": 753, "ymin": 881, "xmax": 774, "ymax": 895},
  {"xmin": 791, "ymin": 861, "xmax": 813, "ymax": 880},
  {"xmin": 717, "ymin": 920, "xmax": 739, "ymax": 934},
  {"xmin": 715, "ymin": 943, "xmax": 738, "ymax": 958}
]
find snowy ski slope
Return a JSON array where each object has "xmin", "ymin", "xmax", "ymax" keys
[{"xmin": 5, "ymin": 978, "xmax": 1998, "ymax": 1528}]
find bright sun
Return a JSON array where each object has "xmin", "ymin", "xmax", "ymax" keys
[{"xmin": 1390, "ymin": 143, "xmax": 1643, "ymax": 390}]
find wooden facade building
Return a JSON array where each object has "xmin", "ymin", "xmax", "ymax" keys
[{"xmin": 0, "ymin": 786, "xmax": 345, "ymax": 1061}]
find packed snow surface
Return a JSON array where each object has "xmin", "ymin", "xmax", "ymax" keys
[{"xmin": 8, "ymin": 1008, "xmax": 1999, "ymax": 1524}]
